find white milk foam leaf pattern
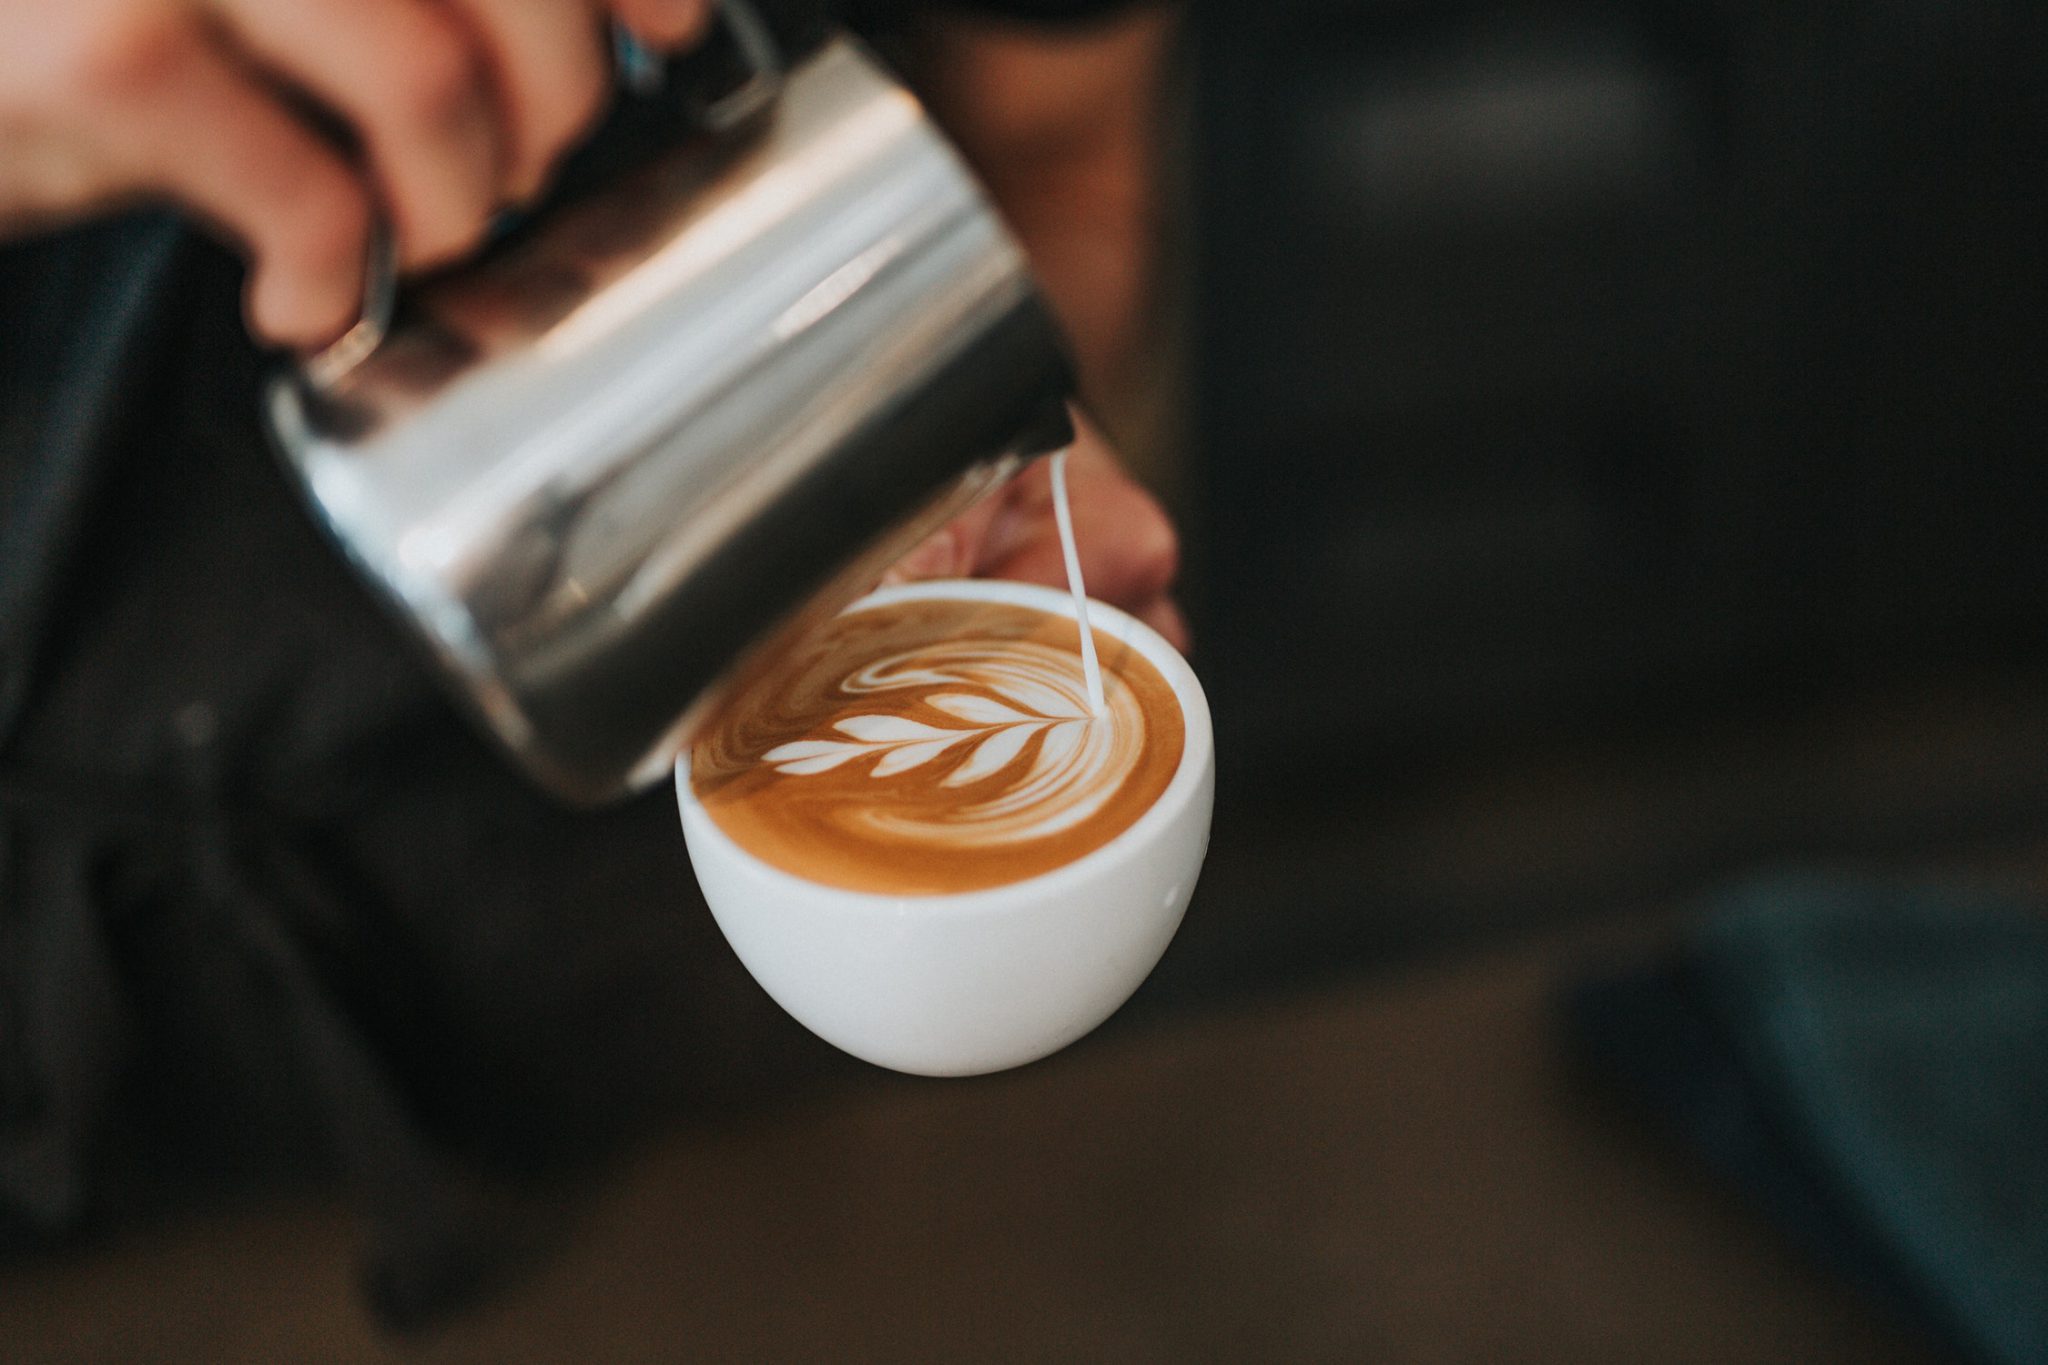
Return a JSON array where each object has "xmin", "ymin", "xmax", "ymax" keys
[
  {"xmin": 690, "ymin": 597, "xmax": 1183, "ymax": 895},
  {"xmin": 757, "ymin": 635, "xmax": 1127, "ymax": 846}
]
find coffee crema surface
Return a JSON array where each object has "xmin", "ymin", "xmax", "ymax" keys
[{"xmin": 690, "ymin": 598, "xmax": 1184, "ymax": 894}]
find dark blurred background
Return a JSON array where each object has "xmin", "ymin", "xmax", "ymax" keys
[
  {"xmin": 1194, "ymin": 0, "xmax": 2046, "ymax": 776},
  {"xmin": 1161, "ymin": 0, "xmax": 2048, "ymax": 997}
]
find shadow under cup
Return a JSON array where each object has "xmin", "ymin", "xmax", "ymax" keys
[{"xmin": 675, "ymin": 579, "xmax": 1214, "ymax": 1076}]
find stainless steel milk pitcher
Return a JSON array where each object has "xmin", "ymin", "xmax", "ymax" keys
[{"xmin": 265, "ymin": 3, "xmax": 1075, "ymax": 804}]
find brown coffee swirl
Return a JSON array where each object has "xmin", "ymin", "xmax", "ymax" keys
[{"xmin": 690, "ymin": 598, "xmax": 1184, "ymax": 894}]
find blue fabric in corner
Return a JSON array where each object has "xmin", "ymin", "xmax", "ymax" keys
[{"xmin": 1567, "ymin": 875, "xmax": 2048, "ymax": 1365}]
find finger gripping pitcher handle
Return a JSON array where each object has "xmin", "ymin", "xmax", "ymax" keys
[{"xmin": 303, "ymin": 0, "xmax": 785, "ymax": 389}]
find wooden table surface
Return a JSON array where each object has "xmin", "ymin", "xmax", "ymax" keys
[{"xmin": 0, "ymin": 918, "xmax": 1942, "ymax": 1363}]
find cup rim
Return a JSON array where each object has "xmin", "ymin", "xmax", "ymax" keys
[{"xmin": 675, "ymin": 577, "xmax": 1212, "ymax": 912}]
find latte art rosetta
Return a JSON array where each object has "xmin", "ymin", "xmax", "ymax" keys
[
  {"xmin": 691, "ymin": 599, "xmax": 1184, "ymax": 895},
  {"xmin": 761, "ymin": 638, "xmax": 1141, "ymax": 846}
]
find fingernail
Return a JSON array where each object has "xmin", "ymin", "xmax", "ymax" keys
[
  {"xmin": 504, "ymin": 159, "xmax": 546, "ymax": 205},
  {"xmin": 247, "ymin": 274, "xmax": 332, "ymax": 353},
  {"xmin": 890, "ymin": 531, "xmax": 958, "ymax": 582},
  {"xmin": 623, "ymin": 3, "xmax": 707, "ymax": 54},
  {"xmin": 978, "ymin": 506, "xmax": 1039, "ymax": 569}
]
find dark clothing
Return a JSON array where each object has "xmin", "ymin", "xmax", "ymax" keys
[
  {"xmin": 0, "ymin": 0, "xmax": 1118, "ymax": 1325},
  {"xmin": 0, "ymin": 195, "xmax": 832, "ymax": 1334}
]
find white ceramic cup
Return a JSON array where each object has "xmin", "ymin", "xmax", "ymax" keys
[{"xmin": 676, "ymin": 578, "xmax": 1214, "ymax": 1076}]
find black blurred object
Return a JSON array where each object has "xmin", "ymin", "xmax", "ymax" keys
[
  {"xmin": 1566, "ymin": 874, "xmax": 2048, "ymax": 1365},
  {"xmin": 1190, "ymin": 1, "xmax": 2048, "ymax": 785}
]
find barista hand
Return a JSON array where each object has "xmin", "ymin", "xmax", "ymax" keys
[
  {"xmin": 0, "ymin": 0, "xmax": 709, "ymax": 348},
  {"xmin": 883, "ymin": 410, "xmax": 1188, "ymax": 651},
  {"xmin": 887, "ymin": 9, "xmax": 1186, "ymax": 651}
]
